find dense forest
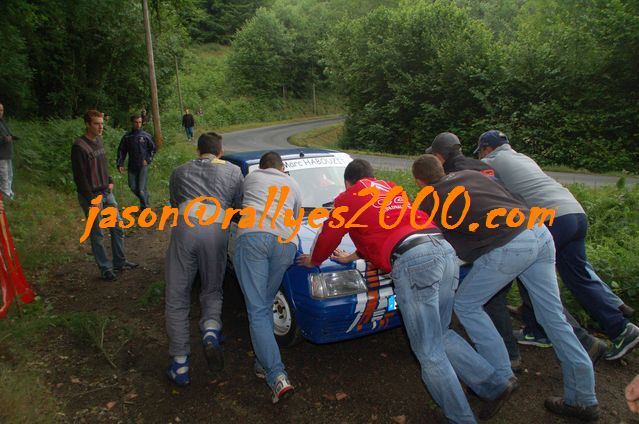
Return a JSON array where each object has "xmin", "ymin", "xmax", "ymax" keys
[{"xmin": 1, "ymin": 0, "xmax": 638, "ymax": 171}]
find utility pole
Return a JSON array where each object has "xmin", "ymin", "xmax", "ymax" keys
[
  {"xmin": 312, "ymin": 83, "xmax": 317, "ymax": 115},
  {"xmin": 142, "ymin": 0, "xmax": 163, "ymax": 147},
  {"xmin": 174, "ymin": 56, "xmax": 184, "ymax": 116}
]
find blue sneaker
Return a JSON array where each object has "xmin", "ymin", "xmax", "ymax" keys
[
  {"xmin": 514, "ymin": 329, "xmax": 552, "ymax": 348},
  {"xmin": 202, "ymin": 329, "xmax": 224, "ymax": 371},
  {"xmin": 166, "ymin": 356, "xmax": 190, "ymax": 386}
]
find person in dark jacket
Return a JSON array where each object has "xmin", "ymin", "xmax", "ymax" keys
[
  {"xmin": 117, "ymin": 115, "xmax": 156, "ymax": 209},
  {"xmin": 412, "ymin": 154, "xmax": 600, "ymax": 421},
  {"xmin": 424, "ymin": 132, "xmax": 609, "ymax": 369},
  {"xmin": 0, "ymin": 103, "xmax": 16, "ymax": 199},
  {"xmin": 71, "ymin": 110, "xmax": 138, "ymax": 281},
  {"xmin": 426, "ymin": 132, "xmax": 495, "ymax": 176},
  {"xmin": 182, "ymin": 108, "xmax": 195, "ymax": 142}
]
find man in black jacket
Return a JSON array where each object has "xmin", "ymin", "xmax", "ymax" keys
[
  {"xmin": 412, "ymin": 154, "xmax": 600, "ymax": 421},
  {"xmin": 426, "ymin": 132, "xmax": 495, "ymax": 176},
  {"xmin": 117, "ymin": 115, "xmax": 156, "ymax": 209},
  {"xmin": 182, "ymin": 108, "xmax": 195, "ymax": 142},
  {"xmin": 424, "ymin": 132, "xmax": 608, "ymax": 369}
]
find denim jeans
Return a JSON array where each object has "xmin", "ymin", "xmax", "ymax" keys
[
  {"xmin": 455, "ymin": 226, "xmax": 597, "ymax": 407},
  {"xmin": 519, "ymin": 281, "xmax": 601, "ymax": 351},
  {"xmin": 185, "ymin": 126, "xmax": 193, "ymax": 140},
  {"xmin": 483, "ymin": 283, "xmax": 520, "ymax": 360},
  {"xmin": 0, "ymin": 159, "xmax": 13, "ymax": 198},
  {"xmin": 78, "ymin": 192, "xmax": 125, "ymax": 275},
  {"xmin": 234, "ymin": 232, "xmax": 296, "ymax": 387},
  {"xmin": 128, "ymin": 166, "xmax": 150, "ymax": 209},
  {"xmin": 551, "ymin": 214, "xmax": 626, "ymax": 339},
  {"xmin": 391, "ymin": 236, "xmax": 504, "ymax": 424}
]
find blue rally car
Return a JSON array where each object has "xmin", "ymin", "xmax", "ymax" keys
[{"xmin": 223, "ymin": 148, "xmax": 404, "ymax": 346}]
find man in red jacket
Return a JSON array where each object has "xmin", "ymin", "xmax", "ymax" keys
[{"xmin": 298, "ymin": 159, "xmax": 516, "ymax": 423}]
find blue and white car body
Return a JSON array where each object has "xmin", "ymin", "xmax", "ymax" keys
[{"xmin": 223, "ymin": 148, "xmax": 402, "ymax": 345}]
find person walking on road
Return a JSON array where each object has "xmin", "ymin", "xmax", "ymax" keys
[{"xmin": 182, "ymin": 108, "xmax": 195, "ymax": 143}]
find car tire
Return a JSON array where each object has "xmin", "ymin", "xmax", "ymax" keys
[{"xmin": 273, "ymin": 290, "xmax": 302, "ymax": 347}]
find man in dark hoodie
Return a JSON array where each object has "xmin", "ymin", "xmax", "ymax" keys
[
  {"xmin": 412, "ymin": 154, "xmax": 599, "ymax": 421},
  {"xmin": 117, "ymin": 114, "xmax": 156, "ymax": 209},
  {"xmin": 71, "ymin": 110, "xmax": 138, "ymax": 281},
  {"xmin": 424, "ymin": 132, "xmax": 608, "ymax": 369}
]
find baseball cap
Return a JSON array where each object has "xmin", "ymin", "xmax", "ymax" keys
[
  {"xmin": 425, "ymin": 132, "xmax": 461, "ymax": 155},
  {"xmin": 474, "ymin": 130, "xmax": 509, "ymax": 155}
]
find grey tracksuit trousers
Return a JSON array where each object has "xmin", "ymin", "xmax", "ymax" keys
[{"xmin": 165, "ymin": 222, "xmax": 227, "ymax": 356}]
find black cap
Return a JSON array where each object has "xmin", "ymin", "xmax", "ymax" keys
[{"xmin": 425, "ymin": 132, "xmax": 461, "ymax": 155}]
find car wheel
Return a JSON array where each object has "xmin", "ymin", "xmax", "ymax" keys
[{"xmin": 273, "ymin": 290, "xmax": 302, "ymax": 347}]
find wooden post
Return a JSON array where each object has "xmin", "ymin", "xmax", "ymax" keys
[
  {"xmin": 174, "ymin": 55, "xmax": 184, "ymax": 116},
  {"xmin": 143, "ymin": 0, "xmax": 163, "ymax": 148},
  {"xmin": 312, "ymin": 83, "xmax": 317, "ymax": 115}
]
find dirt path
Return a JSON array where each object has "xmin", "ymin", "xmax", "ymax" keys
[{"xmin": 34, "ymin": 225, "xmax": 638, "ymax": 423}]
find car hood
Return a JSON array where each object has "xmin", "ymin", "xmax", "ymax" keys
[{"xmin": 296, "ymin": 216, "xmax": 357, "ymax": 270}]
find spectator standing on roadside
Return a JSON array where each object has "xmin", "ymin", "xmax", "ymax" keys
[
  {"xmin": 0, "ymin": 103, "xmax": 16, "ymax": 199},
  {"xmin": 412, "ymin": 154, "xmax": 599, "ymax": 421},
  {"xmin": 164, "ymin": 132, "xmax": 242, "ymax": 386},
  {"xmin": 117, "ymin": 115, "xmax": 156, "ymax": 210},
  {"xmin": 182, "ymin": 108, "xmax": 195, "ymax": 143},
  {"xmin": 234, "ymin": 151, "xmax": 302, "ymax": 404},
  {"xmin": 476, "ymin": 130, "xmax": 638, "ymax": 361},
  {"xmin": 71, "ymin": 110, "xmax": 138, "ymax": 281}
]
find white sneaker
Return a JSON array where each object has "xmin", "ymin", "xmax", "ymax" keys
[{"xmin": 270, "ymin": 374, "xmax": 294, "ymax": 404}]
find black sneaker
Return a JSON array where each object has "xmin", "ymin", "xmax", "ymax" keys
[
  {"xmin": 114, "ymin": 261, "xmax": 139, "ymax": 272},
  {"xmin": 202, "ymin": 329, "xmax": 224, "ymax": 372},
  {"xmin": 479, "ymin": 377, "xmax": 519, "ymax": 420},
  {"xmin": 605, "ymin": 322, "xmax": 639, "ymax": 361},
  {"xmin": 544, "ymin": 397, "xmax": 600, "ymax": 421},
  {"xmin": 102, "ymin": 269, "xmax": 117, "ymax": 281},
  {"xmin": 586, "ymin": 337, "xmax": 608, "ymax": 365},
  {"xmin": 620, "ymin": 304, "xmax": 635, "ymax": 319}
]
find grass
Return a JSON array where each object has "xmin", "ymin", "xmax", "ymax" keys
[
  {"xmin": 0, "ymin": 364, "xmax": 63, "ymax": 423},
  {"xmin": 139, "ymin": 281, "xmax": 165, "ymax": 307}
]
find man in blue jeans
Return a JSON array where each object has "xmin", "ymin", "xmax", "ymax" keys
[
  {"xmin": 117, "ymin": 114, "xmax": 155, "ymax": 209},
  {"xmin": 412, "ymin": 154, "xmax": 599, "ymax": 421},
  {"xmin": 477, "ymin": 130, "xmax": 637, "ymax": 361},
  {"xmin": 234, "ymin": 151, "xmax": 302, "ymax": 404},
  {"xmin": 71, "ymin": 110, "xmax": 138, "ymax": 281},
  {"xmin": 299, "ymin": 159, "xmax": 517, "ymax": 423}
]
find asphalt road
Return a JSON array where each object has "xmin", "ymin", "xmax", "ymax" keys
[{"xmin": 223, "ymin": 117, "xmax": 637, "ymax": 187}]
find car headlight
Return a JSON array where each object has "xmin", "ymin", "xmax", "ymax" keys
[{"xmin": 309, "ymin": 270, "xmax": 367, "ymax": 299}]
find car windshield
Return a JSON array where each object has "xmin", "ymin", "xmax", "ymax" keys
[{"xmin": 288, "ymin": 166, "xmax": 346, "ymax": 209}]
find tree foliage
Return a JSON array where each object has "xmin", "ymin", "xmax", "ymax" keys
[
  {"xmin": 323, "ymin": 0, "xmax": 638, "ymax": 171},
  {"xmin": 185, "ymin": 0, "xmax": 270, "ymax": 44},
  {"xmin": 1, "ymin": 0, "xmax": 189, "ymax": 120},
  {"xmin": 324, "ymin": 0, "xmax": 495, "ymax": 153}
]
